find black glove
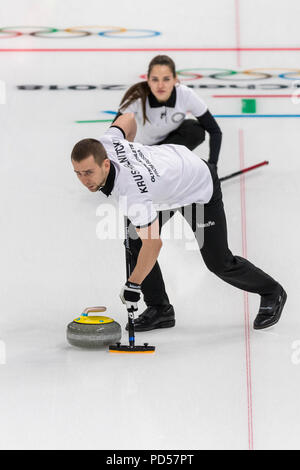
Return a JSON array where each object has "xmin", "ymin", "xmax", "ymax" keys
[{"xmin": 119, "ymin": 281, "xmax": 141, "ymax": 312}]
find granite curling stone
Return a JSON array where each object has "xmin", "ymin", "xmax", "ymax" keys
[{"xmin": 67, "ymin": 306, "xmax": 121, "ymax": 349}]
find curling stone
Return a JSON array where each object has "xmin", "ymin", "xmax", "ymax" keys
[{"xmin": 67, "ymin": 306, "xmax": 121, "ymax": 349}]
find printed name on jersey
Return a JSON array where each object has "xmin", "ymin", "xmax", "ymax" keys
[
  {"xmin": 113, "ymin": 139, "xmax": 148, "ymax": 194},
  {"xmin": 129, "ymin": 144, "xmax": 160, "ymax": 183}
]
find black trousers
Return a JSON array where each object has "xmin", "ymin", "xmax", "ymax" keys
[
  {"xmin": 127, "ymin": 164, "xmax": 279, "ymax": 306},
  {"xmin": 157, "ymin": 119, "xmax": 205, "ymax": 151}
]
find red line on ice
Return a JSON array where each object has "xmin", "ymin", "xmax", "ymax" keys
[
  {"xmin": 239, "ymin": 129, "xmax": 254, "ymax": 451},
  {"xmin": 213, "ymin": 95, "xmax": 300, "ymax": 98},
  {"xmin": 0, "ymin": 47, "xmax": 300, "ymax": 52}
]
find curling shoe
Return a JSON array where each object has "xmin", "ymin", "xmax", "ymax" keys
[
  {"xmin": 126, "ymin": 304, "xmax": 175, "ymax": 332},
  {"xmin": 254, "ymin": 285, "xmax": 287, "ymax": 330}
]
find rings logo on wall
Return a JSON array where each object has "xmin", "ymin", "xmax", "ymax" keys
[
  {"xmin": 140, "ymin": 68, "xmax": 300, "ymax": 82},
  {"xmin": 16, "ymin": 68, "xmax": 300, "ymax": 93},
  {"xmin": 177, "ymin": 68, "xmax": 300, "ymax": 81},
  {"xmin": 0, "ymin": 26, "xmax": 161, "ymax": 39}
]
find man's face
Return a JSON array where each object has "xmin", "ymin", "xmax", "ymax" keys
[{"xmin": 72, "ymin": 155, "xmax": 110, "ymax": 192}]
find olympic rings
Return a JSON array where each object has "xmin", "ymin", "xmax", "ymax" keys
[
  {"xmin": 98, "ymin": 29, "xmax": 160, "ymax": 38},
  {"xmin": 0, "ymin": 25, "xmax": 161, "ymax": 39},
  {"xmin": 0, "ymin": 29, "xmax": 21, "ymax": 38},
  {"xmin": 65, "ymin": 25, "xmax": 127, "ymax": 38},
  {"xmin": 34, "ymin": 28, "xmax": 90, "ymax": 39},
  {"xmin": 176, "ymin": 68, "xmax": 300, "ymax": 81},
  {"xmin": 138, "ymin": 68, "xmax": 300, "ymax": 82},
  {"xmin": 177, "ymin": 68, "xmax": 273, "ymax": 81},
  {"xmin": 279, "ymin": 72, "xmax": 300, "ymax": 80},
  {"xmin": 248, "ymin": 67, "xmax": 300, "ymax": 80},
  {"xmin": 0, "ymin": 25, "xmax": 59, "ymax": 38}
]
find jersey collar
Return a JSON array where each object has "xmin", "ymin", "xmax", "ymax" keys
[
  {"xmin": 148, "ymin": 86, "xmax": 176, "ymax": 108},
  {"xmin": 99, "ymin": 161, "xmax": 116, "ymax": 197}
]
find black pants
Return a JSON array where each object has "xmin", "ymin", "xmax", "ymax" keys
[
  {"xmin": 157, "ymin": 119, "xmax": 205, "ymax": 151},
  {"xmin": 127, "ymin": 164, "xmax": 279, "ymax": 306}
]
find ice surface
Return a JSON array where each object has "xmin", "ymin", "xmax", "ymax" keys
[{"xmin": 0, "ymin": 0, "xmax": 299, "ymax": 450}]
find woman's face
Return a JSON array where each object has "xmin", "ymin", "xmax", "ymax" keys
[{"xmin": 147, "ymin": 65, "xmax": 177, "ymax": 102}]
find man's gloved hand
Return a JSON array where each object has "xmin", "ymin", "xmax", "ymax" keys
[{"xmin": 119, "ymin": 281, "xmax": 142, "ymax": 312}]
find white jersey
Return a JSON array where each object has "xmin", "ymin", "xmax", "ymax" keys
[
  {"xmin": 98, "ymin": 127, "xmax": 213, "ymax": 227},
  {"xmin": 121, "ymin": 83, "xmax": 207, "ymax": 145}
]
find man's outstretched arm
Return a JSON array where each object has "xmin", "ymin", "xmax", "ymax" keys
[
  {"xmin": 129, "ymin": 218, "xmax": 162, "ymax": 285},
  {"xmin": 112, "ymin": 112, "xmax": 137, "ymax": 142},
  {"xmin": 119, "ymin": 218, "xmax": 162, "ymax": 310}
]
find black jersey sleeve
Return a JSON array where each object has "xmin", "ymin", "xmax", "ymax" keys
[
  {"xmin": 112, "ymin": 111, "xmax": 123, "ymax": 123},
  {"xmin": 196, "ymin": 110, "xmax": 222, "ymax": 165}
]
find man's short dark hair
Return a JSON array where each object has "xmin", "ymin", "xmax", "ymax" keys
[{"xmin": 71, "ymin": 138, "xmax": 108, "ymax": 166}]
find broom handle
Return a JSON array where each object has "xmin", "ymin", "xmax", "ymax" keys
[
  {"xmin": 219, "ymin": 160, "xmax": 269, "ymax": 182},
  {"xmin": 124, "ymin": 217, "xmax": 136, "ymax": 348}
]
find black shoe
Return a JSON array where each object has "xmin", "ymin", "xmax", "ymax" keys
[
  {"xmin": 125, "ymin": 304, "xmax": 175, "ymax": 332},
  {"xmin": 254, "ymin": 286, "xmax": 287, "ymax": 330}
]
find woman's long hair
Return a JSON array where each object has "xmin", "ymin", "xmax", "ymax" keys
[{"xmin": 119, "ymin": 55, "xmax": 176, "ymax": 124}]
